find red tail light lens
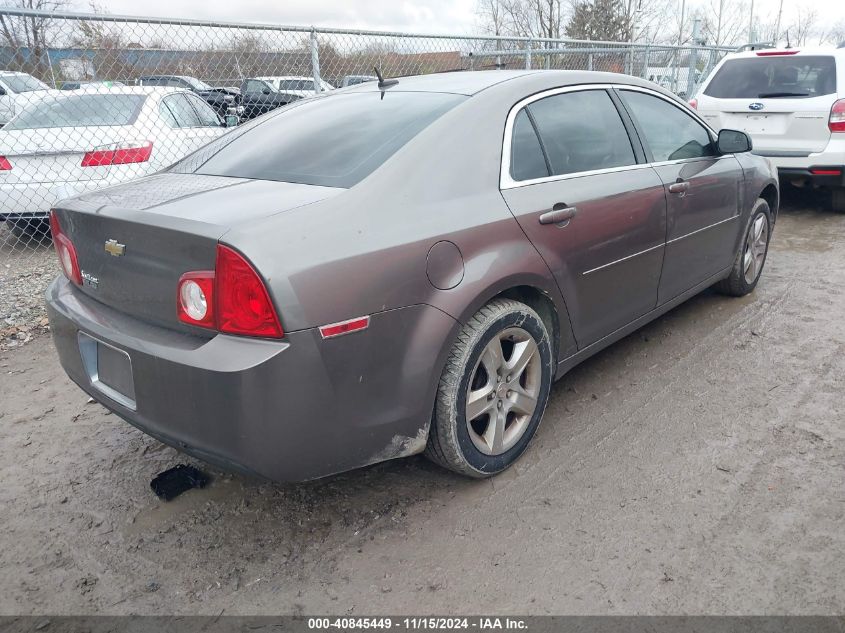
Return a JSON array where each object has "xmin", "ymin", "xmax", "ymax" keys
[
  {"xmin": 49, "ymin": 210, "xmax": 81, "ymax": 285},
  {"xmin": 216, "ymin": 245, "xmax": 283, "ymax": 338},
  {"xmin": 0, "ymin": 156, "xmax": 12, "ymax": 170},
  {"xmin": 830, "ymin": 99, "xmax": 845, "ymax": 133},
  {"xmin": 81, "ymin": 141, "xmax": 153, "ymax": 167},
  {"xmin": 688, "ymin": 98, "xmax": 698, "ymax": 110},
  {"xmin": 176, "ymin": 245, "xmax": 283, "ymax": 338},
  {"xmin": 756, "ymin": 50, "xmax": 800, "ymax": 56}
]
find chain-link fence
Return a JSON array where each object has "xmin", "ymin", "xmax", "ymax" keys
[{"xmin": 0, "ymin": 6, "xmax": 735, "ymax": 347}]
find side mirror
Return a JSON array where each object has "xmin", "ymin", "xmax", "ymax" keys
[
  {"xmin": 262, "ymin": 88, "xmax": 271, "ymax": 95},
  {"xmin": 0, "ymin": 87, "xmax": 6, "ymax": 96},
  {"xmin": 717, "ymin": 129, "xmax": 752, "ymax": 154}
]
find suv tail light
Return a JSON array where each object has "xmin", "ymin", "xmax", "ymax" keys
[
  {"xmin": 49, "ymin": 210, "xmax": 81, "ymax": 285},
  {"xmin": 830, "ymin": 99, "xmax": 845, "ymax": 133},
  {"xmin": 177, "ymin": 244, "xmax": 284, "ymax": 339},
  {"xmin": 756, "ymin": 50, "xmax": 800, "ymax": 56},
  {"xmin": 81, "ymin": 141, "xmax": 153, "ymax": 167},
  {"xmin": 0, "ymin": 156, "xmax": 12, "ymax": 170},
  {"xmin": 688, "ymin": 98, "xmax": 698, "ymax": 110}
]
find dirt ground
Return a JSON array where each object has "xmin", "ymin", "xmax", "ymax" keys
[{"xmin": 1, "ymin": 188, "xmax": 843, "ymax": 616}]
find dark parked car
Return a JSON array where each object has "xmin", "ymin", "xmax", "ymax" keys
[
  {"xmin": 47, "ymin": 71, "xmax": 779, "ymax": 482},
  {"xmin": 137, "ymin": 75, "xmax": 239, "ymax": 117},
  {"xmin": 237, "ymin": 78, "xmax": 304, "ymax": 120}
]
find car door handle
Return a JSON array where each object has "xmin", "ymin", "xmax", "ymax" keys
[
  {"xmin": 539, "ymin": 205, "xmax": 578, "ymax": 226},
  {"xmin": 668, "ymin": 181, "xmax": 690, "ymax": 194}
]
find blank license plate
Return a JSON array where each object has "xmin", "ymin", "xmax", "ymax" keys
[{"xmin": 78, "ymin": 333, "xmax": 137, "ymax": 410}]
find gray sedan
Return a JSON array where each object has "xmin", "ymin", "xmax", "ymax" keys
[{"xmin": 46, "ymin": 70, "xmax": 779, "ymax": 481}]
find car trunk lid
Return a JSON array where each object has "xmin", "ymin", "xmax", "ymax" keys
[
  {"xmin": 54, "ymin": 173, "xmax": 343, "ymax": 331},
  {"xmin": 698, "ymin": 95, "xmax": 836, "ymax": 154},
  {"xmin": 0, "ymin": 126, "xmax": 142, "ymax": 184}
]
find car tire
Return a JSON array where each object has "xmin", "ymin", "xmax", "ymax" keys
[
  {"xmin": 425, "ymin": 298, "xmax": 553, "ymax": 478},
  {"xmin": 833, "ymin": 188, "xmax": 845, "ymax": 213},
  {"xmin": 714, "ymin": 198, "xmax": 772, "ymax": 297}
]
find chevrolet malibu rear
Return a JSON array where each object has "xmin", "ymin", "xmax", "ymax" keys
[{"xmin": 47, "ymin": 71, "xmax": 778, "ymax": 481}]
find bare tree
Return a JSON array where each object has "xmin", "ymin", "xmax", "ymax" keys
[
  {"xmin": 788, "ymin": 3, "xmax": 818, "ymax": 46},
  {"xmin": 475, "ymin": 0, "xmax": 566, "ymax": 39},
  {"xmin": 699, "ymin": 0, "xmax": 749, "ymax": 46},
  {"xmin": 0, "ymin": 0, "xmax": 69, "ymax": 77}
]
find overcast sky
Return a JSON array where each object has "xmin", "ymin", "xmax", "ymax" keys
[{"xmin": 66, "ymin": 0, "xmax": 845, "ymax": 37}]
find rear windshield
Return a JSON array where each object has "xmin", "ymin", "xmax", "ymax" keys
[
  {"xmin": 704, "ymin": 55, "xmax": 837, "ymax": 99},
  {"xmin": 5, "ymin": 94, "xmax": 146, "ymax": 130},
  {"xmin": 180, "ymin": 91, "xmax": 465, "ymax": 188},
  {"xmin": 0, "ymin": 73, "xmax": 49, "ymax": 93}
]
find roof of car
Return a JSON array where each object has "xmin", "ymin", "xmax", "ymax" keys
[
  {"xmin": 54, "ymin": 85, "xmax": 189, "ymax": 98},
  {"xmin": 341, "ymin": 69, "xmax": 665, "ymax": 97},
  {"xmin": 725, "ymin": 46, "xmax": 845, "ymax": 59},
  {"xmin": 255, "ymin": 76, "xmax": 316, "ymax": 81}
]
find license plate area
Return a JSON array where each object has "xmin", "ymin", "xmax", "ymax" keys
[{"xmin": 78, "ymin": 332, "xmax": 137, "ymax": 410}]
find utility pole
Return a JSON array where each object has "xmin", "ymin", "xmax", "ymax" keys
[
  {"xmin": 687, "ymin": 17, "xmax": 701, "ymax": 99},
  {"xmin": 748, "ymin": 0, "xmax": 755, "ymax": 43}
]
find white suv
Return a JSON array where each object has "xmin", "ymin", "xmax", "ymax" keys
[{"xmin": 692, "ymin": 46, "xmax": 845, "ymax": 211}]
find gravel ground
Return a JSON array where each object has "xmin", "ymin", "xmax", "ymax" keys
[
  {"xmin": 0, "ymin": 223, "xmax": 56, "ymax": 351},
  {"xmin": 0, "ymin": 188, "xmax": 843, "ymax": 615}
]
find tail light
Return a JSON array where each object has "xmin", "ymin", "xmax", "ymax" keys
[
  {"xmin": 81, "ymin": 141, "xmax": 153, "ymax": 167},
  {"xmin": 177, "ymin": 244, "xmax": 283, "ymax": 339},
  {"xmin": 0, "ymin": 156, "xmax": 12, "ymax": 170},
  {"xmin": 830, "ymin": 99, "xmax": 845, "ymax": 133},
  {"xmin": 756, "ymin": 50, "xmax": 800, "ymax": 56},
  {"xmin": 688, "ymin": 98, "xmax": 698, "ymax": 110},
  {"xmin": 49, "ymin": 210, "xmax": 81, "ymax": 285}
]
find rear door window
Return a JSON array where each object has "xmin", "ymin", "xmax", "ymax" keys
[
  {"xmin": 185, "ymin": 93, "xmax": 221, "ymax": 126},
  {"xmin": 162, "ymin": 94, "xmax": 202, "ymax": 128},
  {"xmin": 510, "ymin": 109, "xmax": 549, "ymax": 181},
  {"xmin": 620, "ymin": 90, "xmax": 715, "ymax": 161},
  {"xmin": 526, "ymin": 89, "xmax": 636, "ymax": 176},
  {"xmin": 703, "ymin": 55, "xmax": 837, "ymax": 98}
]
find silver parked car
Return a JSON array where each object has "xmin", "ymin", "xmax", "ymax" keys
[{"xmin": 47, "ymin": 71, "xmax": 779, "ymax": 481}]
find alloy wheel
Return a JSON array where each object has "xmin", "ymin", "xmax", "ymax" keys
[
  {"xmin": 743, "ymin": 213, "xmax": 769, "ymax": 285},
  {"xmin": 465, "ymin": 327, "xmax": 542, "ymax": 456}
]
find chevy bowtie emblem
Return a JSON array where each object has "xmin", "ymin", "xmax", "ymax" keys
[{"xmin": 104, "ymin": 239, "xmax": 126, "ymax": 257}]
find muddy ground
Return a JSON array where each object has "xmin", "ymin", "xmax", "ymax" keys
[{"xmin": 1, "ymin": 188, "xmax": 843, "ymax": 615}]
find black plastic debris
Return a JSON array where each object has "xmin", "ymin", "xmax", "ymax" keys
[{"xmin": 150, "ymin": 464, "xmax": 210, "ymax": 501}]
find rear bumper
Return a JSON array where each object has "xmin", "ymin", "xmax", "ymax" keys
[
  {"xmin": 46, "ymin": 276, "xmax": 458, "ymax": 481},
  {"xmin": 777, "ymin": 166, "xmax": 845, "ymax": 188},
  {"xmin": 753, "ymin": 136, "xmax": 845, "ymax": 186}
]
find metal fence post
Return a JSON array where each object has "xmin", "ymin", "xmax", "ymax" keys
[
  {"xmin": 310, "ymin": 28, "xmax": 322, "ymax": 93},
  {"xmin": 686, "ymin": 18, "xmax": 701, "ymax": 98},
  {"xmin": 525, "ymin": 39, "xmax": 532, "ymax": 70}
]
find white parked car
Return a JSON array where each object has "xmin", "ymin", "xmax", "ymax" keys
[
  {"xmin": 692, "ymin": 46, "xmax": 845, "ymax": 211},
  {"xmin": 0, "ymin": 86, "xmax": 229, "ymax": 237},
  {"xmin": 0, "ymin": 71, "xmax": 61, "ymax": 126},
  {"xmin": 253, "ymin": 76, "xmax": 334, "ymax": 99}
]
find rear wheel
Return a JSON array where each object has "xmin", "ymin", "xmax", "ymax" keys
[
  {"xmin": 833, "ymin": 188, "xmax": 845, "ymax": 213},
  {"xmin": 714, "ymin": 198, "xmax": 772, "ymax": 297},
  {"xmin": 425, "ymin": 299, "xmax": 553, "ymax": 478}
]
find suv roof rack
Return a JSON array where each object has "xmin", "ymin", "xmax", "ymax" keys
[{"xmin": 734, "ymin": 41, "xmax": 776, "ymax": 52}]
